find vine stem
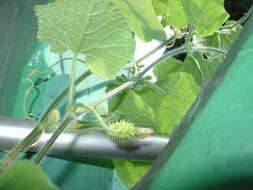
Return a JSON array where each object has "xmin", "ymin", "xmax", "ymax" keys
[
  {"xmin": 0, "ymin": 125, "xmax": 43, "ymax": 172},
  {"xmin": 125, "ymin": 34, "xmax": 177, "ymax": 68},
  {"xmin": 141, "ymin": 79, "xmax": 166, "ymax": 94},
  {"xmin": 79, "ymin": 45, "xmax": 227, "ymax": 115},
  {"xmin": 185, "ymin": 24, "xmax": 195, "ymax": 48},
  {"xmin": 75, "ymin": 103, "xmax": 108, "ymax": 130},
  {"xmin": 34, "ymin": 54, "xmax": 79, "ymax": 164},
  {"xmin": 33, "ymin": 116, "xmax": 73, "ymax": 164},
  {"xmin": 67, "ymin": 54, "xmax": 78, "ymax": 108}
]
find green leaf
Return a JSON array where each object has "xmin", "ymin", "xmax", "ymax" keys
[
  {"xmin": 153, "ymin": 54, "xmax": 221, "ymax": 87},
  {"xmin": 165, "ymin": 0, "xmax": 229, "ymax": 36},
  {"xmin": 140, "ymin": 72, "xmax": 199, "ymax": 134},
  {"xmin": 113, "ymin": 160, "xmax": 151, "ymax": 188},
  {"xmin": 0, "ymin": 161, "xmax": 58, "ymax": 190},
  {"xmin": 108, "ymin": 89, "xmax": 157, "ymax": 128},
  {"xmin": 111, "ymin": 0, "xmax": 166, "ymax": 42},
  {"xmin": 152, "ymin": 0, "xmax": 169, "ymax": 16},
  {"xmin": 181, "ymin": 53, "xmax": 221, "ymax": 86},
  {"xmin": 153, "ymin": 57, "xmax": 183, "ymax": 81},
  {"xmin": 34, "ymin": 0, "xmax": 135, "ymax": 78}
]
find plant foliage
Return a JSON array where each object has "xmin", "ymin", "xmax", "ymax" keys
[
  {"xmin": 159, "ymin": 0, "xmax": 229, "ymax": 37},
  {"xmin": 0, "ymin": 0, "xmax": 249, "ymax": 189},
  {"xmin": 35, "ymin": 0, "xmax": 135, "ymax": 78}
]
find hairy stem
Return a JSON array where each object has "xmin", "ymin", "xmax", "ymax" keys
[
  {"xmin": 141, "ymin": 79, "xmax": 166, "ymax": 94},
  {"xmin": 67, "ymin": 54, "xmax": 78, "ymax": 108},
  {"xmin": 0, "ymin": 125, "xmax": 43, "ymax": 173},
  {"xmin": 185, "ymin": 24, "xmax": 195, "ymax": 48},
  {"xmin": 83, "ymin": 45, "xmax": 227, "ymax": 111},
  {"xmin": 33, "ymin": 116, "xmax": 73, "ymax": 164},
  {"xmin": 46, "ymin": 70, "xmax": 91, "ymax": 115},
  {"xmin": 126, "ymin": 34, "xmax": 176, "ymax": 68},
  {"xmin": 75, "ymin": 103, "xmax": 108, "ymax": 130}
]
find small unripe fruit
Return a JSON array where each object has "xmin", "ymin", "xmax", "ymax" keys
[{"xmin": 106, "ymin": 120, "xmax": 137, "ymax": 142}]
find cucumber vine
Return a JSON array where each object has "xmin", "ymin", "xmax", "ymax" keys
[{"xmin": 0, "ymin": 0, "xmax": 252, "ymax": 189}]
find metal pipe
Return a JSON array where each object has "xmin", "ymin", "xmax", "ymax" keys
[{"xmin": 0, "ymin": 116, "xmax": 169, "ymax": 161}]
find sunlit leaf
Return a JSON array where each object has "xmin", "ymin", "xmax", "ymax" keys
[
  {"xmin": 35, "ymin": 0, "xmax": 135, "ymax": 78},
  {"xmin": 140, "ymin": 72, "xmax": 199, "ymax": 134},
  {"xmin": 153, "ymin": 57, "xmax": 183, "ymax": 81},
  {"xmin": 164, "ymin": 0, "xmax": 229, "ymax": 37},
  {"xmin": 112, "ymin": 0, "xmax": 166, "ymax": 42},
  {"xmin": 152, "ymin": 0, "xmax": 169, "ymax": 16},
  {"xmin": 108, "ymin": 89, "xmax": 157, "ymax": 128}
]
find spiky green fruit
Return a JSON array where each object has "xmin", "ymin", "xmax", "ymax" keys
[{"xmin": 106, "ymin": 120, "xmax": 137, "ymax": 142}]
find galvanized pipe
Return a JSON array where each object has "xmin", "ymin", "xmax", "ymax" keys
[{"xmin": 0, "ymin": 116, "xmax": 169, "ymax": 161}]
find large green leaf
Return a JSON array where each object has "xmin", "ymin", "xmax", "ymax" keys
[
  {"xmin": 111, "ymin": 0, "xmax": 166, "ymax": 42},
  {"xmin": 181, "ymin": 53, "xmax": 221, "ymax": 86},
  {"xmin": 108, "ymin": 89, "xmax": 157, "ymax": 128},
  {"xmin": 153, "ymin": 55, "xmax": 221, "ymax": 87},
  {"xmin": 0, "ymin": 161, "xmax": 58, "ymax": 190},
  {"xmin": 164, "ymin": 0, "xmax": 229, "ymax": 37},
  {"xmin": 152, "ymin": 0, "xmax": 169, "ymax": 16},
  {"xmin": 140, "ymin": 72, "xmax": 199, "ymax": 134},
  {"xmin": 34, "ymin": 0, "xmax": 135, "ymax": 78},
  {"xmin": 153, "ymin": 57, "xmax": 183, "ymax": 81},
  {"xmin": 113, "ymin": 160, "xmax": 151, "ymax": 188}
]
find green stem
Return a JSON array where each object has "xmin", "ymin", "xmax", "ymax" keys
[
  {"xmin": 0, "ymin": 125, "xmax": 43, "ymax": 173},
  {"xmin": 185, "ymin": 24, "xmax": 195, "ymax": 48},
  {"xmin": 221, "ymin": 6, "xmax": 253, "ymax": 30},
  {"xmin": 45, "ymin": 70, "xmax": 91, "ymax": 115},
  {"xmin": 192, "ymin": 46, "xmax": 227, "ymax": 56},
  {"xmin": 126, "ymin": 35, "xmax": 176, "ymax": 68},
  {"xmin": 67, "ymin": 54, "xmax": 78, "ymax": 108},
  {"xmin": 33, "ymin": 55, "xmax": 79, "ymax": 164},
  {"xmin": 141, "ymin": 79, "xmax": 166, "ymax": 94},
  {"xmin": 33, "ymin": 116, "xmax": 73, "ymax": 164},
  {"xmin": 75, "ymin": 103, "xmax": 108, "ymax": 130},
  {"xmin": 82, "ymin": 45, "xmax": 227, "ymax": 111}
]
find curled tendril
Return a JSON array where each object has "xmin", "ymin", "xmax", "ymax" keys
[{"xmin": 23, "ymin": 57, "xmax": 86, "ymax": 119}]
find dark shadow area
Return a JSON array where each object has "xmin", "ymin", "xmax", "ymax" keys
[{"xmin": 225, "ymin": 0, "xmax": 253, "ymax": 21}]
